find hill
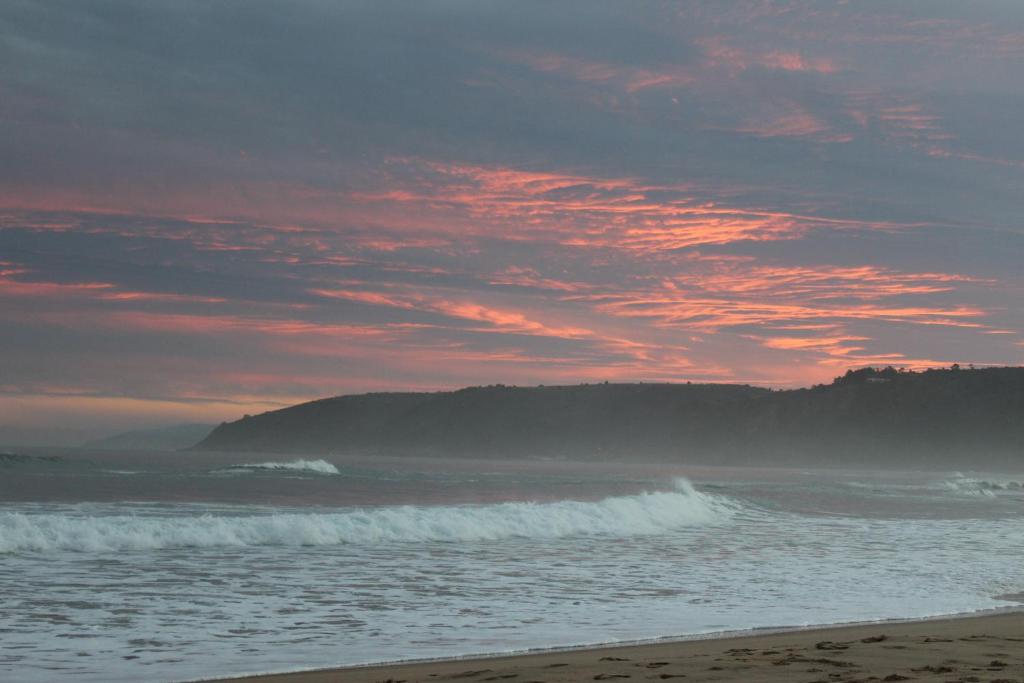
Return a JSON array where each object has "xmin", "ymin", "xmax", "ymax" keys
[{"xmin": 193, "ymin": 367, "xmax": 1024, "ymax": 469}]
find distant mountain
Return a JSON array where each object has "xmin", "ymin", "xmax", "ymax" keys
[
  {"xmin": 194, "ymin": 367, "xmax": 1024, "ymax": 469},
  {"xmin": 86, "ymin": 423, "xmax": 215, "ymax": 451}
]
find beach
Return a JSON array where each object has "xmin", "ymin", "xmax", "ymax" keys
[{"xmin": 219, "ymin": 611, "xmax": 1024, "ymax": 683}]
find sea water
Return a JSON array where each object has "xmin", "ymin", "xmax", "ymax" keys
[{"xmin": 1, "ymin": 449, "xmax": 1022, "ymax": 682}]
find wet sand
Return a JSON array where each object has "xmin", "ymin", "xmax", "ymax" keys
[{"xmin": 213, "ymin": 610, "xmax": 1024, "ymax": 683}]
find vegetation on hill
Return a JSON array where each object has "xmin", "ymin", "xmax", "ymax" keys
[{"xmin": 193, "ymin": 367, "xmax": 1024, "ymax": 469}]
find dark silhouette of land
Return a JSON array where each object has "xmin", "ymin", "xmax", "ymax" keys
[{"xmin": 194, "ymin": 366, "xmax": 1024, "ymax": 469}]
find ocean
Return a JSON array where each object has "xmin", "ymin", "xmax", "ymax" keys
[{"xmin": 1, "ymin": 449, "xmax": 1022, "ymax": 682}]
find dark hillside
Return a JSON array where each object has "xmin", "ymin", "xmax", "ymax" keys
[
  {"xmin": 194, "ymin": 367, "xmax": 1024, "ymax": 469},
  {"xmin": 729, "ymin": 367, "xmax": 1024, "ymax": 467},
  {"xmin": 196, "ymin": 383, "xmax": 770, "ymax": 460}
]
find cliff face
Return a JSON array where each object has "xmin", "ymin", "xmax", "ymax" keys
[{"xmin": 193, "ymin": 368, "xmax": 1024, "ymax": 469}]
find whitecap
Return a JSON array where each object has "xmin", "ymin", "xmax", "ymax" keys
[
  {"xmin": 216, "ymin": 459, "xmax": 340, "ymax": 475},
  {"xmin": 0, "ymin": 479, "xmax": 737, "ymax": 552}
]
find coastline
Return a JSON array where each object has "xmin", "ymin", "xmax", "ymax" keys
[{"xmin": 202, "ymin": 609, "xmax": 1024, "ymax": 683}]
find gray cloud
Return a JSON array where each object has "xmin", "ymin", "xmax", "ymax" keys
[{"xmin": 2, "ymin": 1, "xmax": 1023, "ymax": 437}]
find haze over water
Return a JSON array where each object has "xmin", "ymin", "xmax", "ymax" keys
[{"xmin": 2, "ymin": 450, "xmax": 1023, "ymax": 682}]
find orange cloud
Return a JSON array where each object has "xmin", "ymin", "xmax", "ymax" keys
[
  {"xmin": 761, "ymin": 51, "xmax": 838, "ymax": 74},
  {"xmin": 349, "ymin": 158, "xmax": 920, "ymax": 252},
  {"xmin": 699, "ymin": 37, "xmax": 838, "ymax": 75},
  {"xmin": 487, "ymin": 266, "xmax": 589, "ymax": 293},
  {"xmin": 0, "ymin": 268, "xmax": 226, "ymax": 304},
  {"xmin": 845, "ymin": 92, "xmax": 954, "ymax": 155},
  {"xmin": 589, "ymin": 290, "xmax": 986, "ymax": 333},
  {"xmin": 501, "ymin": 51, "xmax": 696, "ymax": 92},
  {"xmin": 432, "ymin": 300, "xmax": 592, "ymax": 338},
  {"xmin": 684, "ymin": 265, "xmax": 983, "ymax": 299},
  {"xmin": 576, "ymin": 263, "xmax": 990, "ymax": 334},
  {"xmin": 730, "ymin": 107, "xmax": 831, "ymax": 139},
  {"xmin": 758, "ymin": 334, "xmax": 868, "ymax": 352},
  {"xmin": 89, "ymin": 311, "xmax": 411, "ymax": 341},
  {"xmin": 747, "ymin": 328, "xmax": 964, "ymax": 375},
  {"xmin": 311, "ymin": 286, "xmax": 592, "ymax": 339},
  {"xmin": 0, "ymin": 278, "xmax": 113, "ymax": 296}
]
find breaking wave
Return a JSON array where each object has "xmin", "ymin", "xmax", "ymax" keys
[
  {"xmin": 0, "ymin": 479, "xmax": 736, "ymax": 553},
  {"xmin": 215, "ymin": 459, "xmax": 340, "ymax": 475},
  {"xmin": 942, "ymin": 476, "xmax": 1024, "ymax": 497}
]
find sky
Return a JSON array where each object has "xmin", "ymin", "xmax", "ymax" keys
[{"xmin": 2, "ymin": 1, "xmax": 1023, "ymax": 444}]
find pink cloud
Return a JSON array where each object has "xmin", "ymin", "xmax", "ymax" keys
[
  {"xmin": 761, "ymin": 51, "xmax": 838, "ymax": 74},
  {"xmin": 698, "ymin": 37, "xmax": 838, "ymax": 75},
  {"xmin": 500, "ymin": 51, "xmax": 696, "ymax": 93},
  {"xmin": 0, "ymin": 267, "xmax": 226, "ymax": 304},
  {"xmin": 348, "ymin": 158, "xmax": 922, "ymax": 252},
  {"xmin": 311, "ymin": 286, "xmax": 592, "ymax": 339}
]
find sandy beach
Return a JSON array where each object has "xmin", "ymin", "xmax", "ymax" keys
[{"xmin": 214, "ymin": 610, "xmax": 1024, "ymax": 683}]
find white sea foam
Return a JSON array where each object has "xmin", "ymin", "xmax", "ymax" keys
[
  {"xmin": 941, "ymin": 476, "xmax": 1024, "ymax": 497},
  {"xmin": 218, "ymin": 458, "xmax": 340, "ymax": 475},
  {"xmin": 0, "ymin": 479, "xmax": 734, "ymax": 552}
]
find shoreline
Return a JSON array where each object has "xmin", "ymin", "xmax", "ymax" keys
[{"xmin": 201, "ymin": 608, "xmax": 1024, "ymax": 683}]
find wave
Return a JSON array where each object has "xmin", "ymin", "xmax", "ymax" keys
[
  {"xmin": 0, "ymin": 479, "xmax": 736, "ymax": 553},
  {"xmin": 849, "ymin": 476, "xmax": 1024, "ymax": 498},
  {"xmin": 941, "ymin": 476, "xmax": 1024, "ymax": 497},
  {"xmin": 0, "ymin": 452, "xmax": 63, "ymax": 467},
  {"xmin": 215, "ymin": 458, "xmax": 340, "ymax": 475}
]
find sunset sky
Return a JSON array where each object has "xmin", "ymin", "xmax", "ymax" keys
[{"xmin": 2, "ymin": 1, "xmax": 1023, "ymax": 444}]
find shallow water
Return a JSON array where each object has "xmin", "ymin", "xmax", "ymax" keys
[{"xmin": 1, "ymin": 450, "xmax": 1023, "ymax": 682}]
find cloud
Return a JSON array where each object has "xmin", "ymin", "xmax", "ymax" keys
[
  {"xmin": 310, "ymin": 287, "xmax": 593, "ymax": 340},
  {"xmin": 579, "ymin": 263, "xmax": 991, "ymax": 332},
  {"xmin": 503, "ymin": 51, "xmax": 697, "ymax": 92},
  {"xmin": 347, "ymin": 158, "xmax": 930, "ymax": 252},
  {"xmin": 2, "ymin": 2, "xmax": 1024, "ymax": 433}
]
